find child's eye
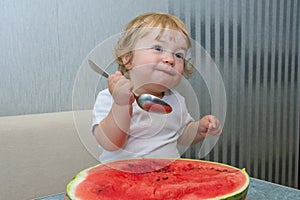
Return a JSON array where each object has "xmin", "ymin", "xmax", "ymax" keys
[
  {"xmin": 174, "ymin": 52, "xmax": 185, "ymax": 59},
  {"xmin": 152, "ymin": 45, "xmax": 164, "ymax": 52}
]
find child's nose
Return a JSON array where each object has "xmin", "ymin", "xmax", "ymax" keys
[{"xmin": 162, "ymin": 52, "xmax": 175, "ymax": 66}]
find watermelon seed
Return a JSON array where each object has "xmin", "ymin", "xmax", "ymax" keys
[
  {"xmin": 98, "ymin": 189, "xmax": 103, "ymax": 193},
  {"xmin": 128, "ymin": 164, "xmax": 134, "ymax": 167},
  {"xmin": 156, "ymin": 178, "xmax": 160, "ymax": 181},
  {"xmin": 162, "ymin": 176, "xmax": 168, "ymax": 180}
]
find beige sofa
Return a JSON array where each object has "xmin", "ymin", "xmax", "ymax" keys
[{"xmin": 0, "ymin": 111, "xmax": 99, "ymax": 200}]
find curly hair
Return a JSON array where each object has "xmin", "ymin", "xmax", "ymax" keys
[{"xmin": 114, "ymin": 12, "xmax": 194, "ymax": 78}]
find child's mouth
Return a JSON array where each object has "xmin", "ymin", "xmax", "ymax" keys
[{"xmin": 155, "ymin": 65, "xmax": 177, "ymax": 76}]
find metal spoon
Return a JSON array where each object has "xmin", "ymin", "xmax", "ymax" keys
[{"xmin": 88, "ymin": 59, "xmax": 172, "ymax": 114}]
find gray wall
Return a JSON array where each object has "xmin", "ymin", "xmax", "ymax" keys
[{"xmin": 0, "ymin": 0, "xmax": 168, "ymax": 116}]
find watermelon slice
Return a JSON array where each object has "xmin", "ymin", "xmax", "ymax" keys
[{"xmin": 66, "ymin": 158, "xmax": 249, "ymax": 200}]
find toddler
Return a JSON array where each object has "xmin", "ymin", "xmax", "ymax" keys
[{"xmin": 92, "ymin": 12, "xmax": 222, "ymax": 163}]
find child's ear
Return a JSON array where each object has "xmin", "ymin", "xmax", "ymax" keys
[{"xmin": 121, "ymin": 53, "xmax": 133, "ymax": 70}]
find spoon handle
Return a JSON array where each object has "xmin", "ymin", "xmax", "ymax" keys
[
  {"xmin": 88, "ymin": 59, "xmax": 172, "ymax": 114},
  {"xmin": 89, "ymin": 59, "xmax": 137, "ymax": 96},
  {"xmin": 88, "ymin": 59, "xmax": 110, "ymax": 78}
]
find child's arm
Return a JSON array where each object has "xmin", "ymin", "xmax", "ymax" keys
[
  {"xmin": 93, "ymin": 72, "xmax": 134, "ymax": 151},
  {"xmin": 178, "ymin": 115, "xmax": 222, "ymax": 146}
]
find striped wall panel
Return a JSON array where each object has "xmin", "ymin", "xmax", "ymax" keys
[{"xmin": 169, "ymin": 0, "xmax": 300, "ymax": 188}]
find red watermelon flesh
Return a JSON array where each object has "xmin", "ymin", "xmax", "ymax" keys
[
  {"xmin": 142, "ymin": 102, "xmax": 173, "ymax": 114},
  {"xmin": 66, "ymin": 158, "xmax": 249, "ymax": 200}
]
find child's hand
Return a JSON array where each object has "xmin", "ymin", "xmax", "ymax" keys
[
  {"xmin": 197, "ymin": 115, "xmax": 222, "ymax": 138},
  {"xmin": 108, "ymin": 71, "xmax": 135, "ymax": 106}
]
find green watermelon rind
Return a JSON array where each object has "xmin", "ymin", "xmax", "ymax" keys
[
  {"xmin": 66, "ymin": 158, "xmax": 250, "ymax": 200},
  {"xmin": 181, "ymin": 158, "xmax": 250, "ymax": 200},
  {"xmin": 216, "ymin": 169, "xmax": 249, "ymax": 200},
  {"xmin": 66, "ymin": 165, "xmax": 97, "ymax": 200}
]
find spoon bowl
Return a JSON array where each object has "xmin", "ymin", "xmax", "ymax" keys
[{"xmin": 88, "ymin": 60, "xmax": 172, "ymax": 114}]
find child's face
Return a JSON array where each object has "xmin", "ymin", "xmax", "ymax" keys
[{"xmin": 124, "ymin": 28, "xmax": 189, "ymax": 96}]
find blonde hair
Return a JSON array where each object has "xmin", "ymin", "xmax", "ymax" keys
[{"xmin": 114, "ymin": 12, "xmax": 194, "ymax": 78}]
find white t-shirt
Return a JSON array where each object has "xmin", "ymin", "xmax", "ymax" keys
[{"xmin": 92, "ymin": 89, "xmax": 194, "ymax": 163}]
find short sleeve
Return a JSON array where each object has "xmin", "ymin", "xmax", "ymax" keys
[{"xmin": 91, "ymin": 89, "xmax": 113, "ymax": 133}]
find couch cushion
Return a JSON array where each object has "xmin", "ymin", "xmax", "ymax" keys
[{"xmin": 0, "ymin": 111, "xmax": 99, "ymax": 200}]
